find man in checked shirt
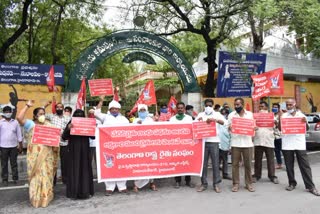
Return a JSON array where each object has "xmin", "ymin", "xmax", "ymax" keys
[{"xmin": 44, "ymin": 100, "xmax": 71, "ymax": 184}]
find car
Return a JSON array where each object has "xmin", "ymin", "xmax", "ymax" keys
[{"xmin": 306, "ymin": 113, "xmax": 320, "ymax": 145}]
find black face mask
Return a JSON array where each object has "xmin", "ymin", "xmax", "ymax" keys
[
  {"xmin": 56, "ymin": 109, "xmax": 63, "ymax": 115},
  {"xmin": 235, "ymin": 106, "xmax": 243, "ymax": 113}
]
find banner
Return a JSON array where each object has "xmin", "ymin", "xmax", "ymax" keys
[
  {"xmin": 96, "ymin": 123, "xmax": 203, "ymax": 182},
  {"xmin": 130, "ymin": 80, "xmax": 157, "ymax": 114},
  {"xmin": 70, "ymin": 117, "xmax": 96, "ymax": 136},
  {"xmin": 281, "ymin": 117, "xmax": 306, "ymax": 134},
  {"xmin": 88, "ymin": 79, "xmax": 113, "ymax": 97},
  {"xmin": 231, "ymin": 117, "xmax": 255, "ymax": 136},
  {"xmin": 192, "ymin": 121, "xmax": 217, "ymax": 139},
  {"xmin": 253, "ymin": 113, "xmax": 274, "ymax": 128},
  {"xmin": 76, "ymin": 78, "xmax": 86, "ymax": 110},
  {"xmin": 268, "ymin": 68, "xmax": 284, "ymax": 96},
  {"xmin": 32, "ymin": 125, "xmax": 61, "ymax": 147},
  {"xmin": 217, "ymin": 51, "xmax": 267, "ymax": 97},
  {"xmin": 0, "ymin": 63, "xmax": 64, "ymax": 85}
]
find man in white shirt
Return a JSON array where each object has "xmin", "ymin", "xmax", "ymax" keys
[
  {"xmin": 281, "ymin": 98, "xmax": 319, "ymax": 196},
  {"xmin": 196, "ymin": 99, "xmax": 226, "ymax": 193},
  {"xmin": 228, "ymin": 98, "xmax": 255, "ymax": 192},
  {"xmin": 252, "ymin": 101, "xmax": 279, "ymax": 184},
  {"xmin": 94, "ymin": 97, "xmax": 129, "ymax": 196},
  {"xmin": 169, "ymin": 102, "xmax": 194, "ymax": 188}
]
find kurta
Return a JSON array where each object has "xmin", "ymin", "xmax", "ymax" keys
[{"xmin": 62, "ymin": 122, "xmax": 94, "ymax": 199}]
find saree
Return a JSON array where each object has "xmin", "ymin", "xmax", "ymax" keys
[{"xmin": 26, "ymin": 121, "xmax": 59, "ymax": 208}]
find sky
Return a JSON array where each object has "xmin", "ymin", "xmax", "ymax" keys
[{"xmin": 102, "ymin": 0, "xmax": 134, "ymax": 29}]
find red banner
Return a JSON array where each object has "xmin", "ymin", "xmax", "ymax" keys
[
  {"xmin": 253, "ymin": 113, "xmax": 274, "ymax": 128},
  {"xmin": 192, "ymin": 121, "xmax": 217, "ymax": 139},
  {"xmin": 70, "ymin": 117, "xmax": 96, "ymax": 136},
  {"xmin": 269, "ymin": 68, "xmax": 284, "ymax": 96},
  {"xmin": 281, "ymin": 117, "xmax": 306, "ymax": 134},
  {"xmin": 231, "ymin": 117, "xmax": 255, "ymax": 136},
  {"xmin": 88, "ymin": 79, "xmax": 113, "ymax": 97},
  {"xmin": 32, "ymin": 125, "xmax": 61, "ymax": 147},
  {"xmin": 76, "ymin": 78, "xmax": 86, "ymax": 110},
  {"xmin": 97, "ymin": 123, "xmax": 203, "ymax": 182}
]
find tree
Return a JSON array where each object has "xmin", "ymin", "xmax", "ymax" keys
[{"xmin": 124, "ymin": 0, "xmax": 249, "ymax": 97}]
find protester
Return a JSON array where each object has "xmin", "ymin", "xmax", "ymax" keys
[
  {"xmin": 196, "ymin": 99, "xmax": 226, "ymax": 193},
  {"xmin": 125, "ymin": 110, "xmax": 135, "ymax": 123},
  {"xmin": 62, "ymin": 109, "xmax": 94, "ymax": 199},
  {"xmin": 220, "ymin": 107, "xmax": 229, "ymax": 120},
  {"xmin": 159, "ymin": 103, "xmax": 171, "ymax": 121},
  {"xmin": 44, "ymin": 100, "xmax": 71, "ymax": 184},
  {"xmin": 17, "ymin": 100, "xmax": 59, "ymax": 208},
  {"xmin": 0, "ymin": 105, "xmax": 23, "ymax": 186},
  {"xmin": 280, "ymin": 98, "xmax": 320, "ymax": 196},
  {"xmin": 219, "ymin": 108, "xmax": 231, "ymax": 180},
  {"xmin": 64, "ymin": 106, "xmax": 72, "ymax": 117},
  {"xmin": 88, "ymin": 109, "xmax": 101, "ymax": 170},
  {"xmin": 94, "ymin": 96, "xmax": 129, "ymax": 196},
  {"xmin": 169, "ymin": 102, "xmax": 194, "ymax": 188},
  {"xmin": 252, "ymin": 101, "xmax": 279, "ymax": 184},
  {"xmin": 185, "ymin": 105, "xmax": 196, "ymax": 120},
  {"xmin": 214, "ymin": 104, "xmax": 221, "ymax": 112},
  {"xmin": 132, "ymin": 104, "xmax": 157, "ymax": 192},
  {"xmin": 228, "ymin": 98, "xmax": 255, "ymax": 192},
  {"xmin": 272, "ymin": 103, "xmax": 283, "ymax": 169}
]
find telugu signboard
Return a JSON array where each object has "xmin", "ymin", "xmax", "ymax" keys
[
  {"xmin": 217, "ymin": 51, "xmax": 267, "ymax": 97},
  {"xmin": 281, "ymin": 117, "xmax": 306, "ymax": 135},
  {"xmin": 88, "ymin": 79, "xmax": 114, "ymax": 97},
  {"xmin": 253, "ymin": 113, "xmax": 275, "ymax": 128},
  {"xmin": 0, "ymin": 63, "xmax": 64, "ymax": 85},
  {"xmin": 231, "ymin": 117, "xmax": 255, "ymax": 136},
  {"xmin": 96, "ymin": 123, "xmax": 203, "ymax": 182},
  {"xmin": 192, "ymin": 121, "xmax": 217, "ymax": 139},
  {"xmin": 70, "ymin": 117, "xmax": 96, "ymax": 136},
  {"xmin": 32, "ymin": 125, "xmax": 61, "ymax": 147}
]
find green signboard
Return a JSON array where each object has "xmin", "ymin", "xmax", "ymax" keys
[
  {"xmin": 122, "ymin": 51, "xmax": 156, "ymax": 64},
  {"xmin": 66, "ymin": 30, "xmax": 200, "ymax": 92}
]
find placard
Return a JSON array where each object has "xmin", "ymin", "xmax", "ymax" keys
[
  {"xmin": 192, "ymin": 121, "xmax": 217, "ymax": 139},
  {"xmin": 281, "ymin": 117, "xmax": 306, "ymax": 134},
  {"xmin": 32, "ymin": 125, "xmax": 61, "ymax": 147},
  {"xmin": 88, "ymin": 79, "xmax": 113, "ymax": 96},
  {"xmin": 231, "ymin": 117, "xmax": 255, "ymax": 136},
  {"xmin": 253, "ymin": 113, "xmax": 274, "ymax": 128},
  {"xmin": 70, "ymin": 117, "xmax": 96, "ymax": 136}
]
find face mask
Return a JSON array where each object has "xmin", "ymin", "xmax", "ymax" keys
[
  {"xmin": 38, "ymin": 115, "xmax": 46, "ymax": 123},
  {"xmin": 186, "ymin": 110, "xmax": 193, "ymax": 115},
  {"xmin": 111, "ymin": 112, "xmax": 119, "ymax": 117},
  {"xmin": 56, "ymin": 109, "xmax": 63, "ymax": 115},
  {"xmin": 3, "ymin": 113, "xmax": 12, "ymax": 118},
  {"xmin": 272, "ymin": 108, "xmax": 278, "ymax": 113},
  {"xmin": 260, "ymin": 110, "xmax": 268, "ymax": 113},
  {"xmin": 160, "ymin": 108, "xmax": 168, "ymax": 113},
  {"xmin": 287, "ymin": 109, "xmax": 295, "ymax": 114},
  {"xmin": 235, "ymin": 106, "xmax": 243, "ymax": 113},
  {"xmin": 204, "ymin": 106, "xmax": 213, "ymax": 114},
  {"xmin": 138, "ymin": 111, "xmax": 148, "ymax": 120}
]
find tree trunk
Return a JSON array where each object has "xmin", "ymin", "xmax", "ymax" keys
[
  {"xmin": 0, "ymin": 0, "xmax": 33, "ymax": 62},
  {"xmin": 51, "ymin": 1, "xmax": 65, "ymax": 64},
  {"xmin": 204, "ymin": 42, "xmax": 217, "ymax": 97},
  {"xmin": 28, "ymin": 3, "xmax": 33, "ymax": 63}
]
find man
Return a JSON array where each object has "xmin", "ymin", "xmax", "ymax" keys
[
  {"xmin": 219, "ymin": 108, "xmax": 231, "ymax": 180},
  {"xmin": 44, "ymin": 100, "xmax": 71, "ymax": 184},
  {"xmin": 196, "ymin": 99, "xmax": 226, "ymax": 193},
  {"xmin": 228, "ymin": 98, "xmax": 255, "ymax": 192},
  {"xmin": 185, "ymin": 105, "xmax": 195, "ymax": 120},
  {"xmin": 272, "ymin": 103, "xmax": 283, "ymax": 169},
  {"xmin": 94, "ymin": 96, "xmax": 129, "ymax": 196},
  {"xmin": 64, "ymin": 106, "xmax": 72, "ymax": 117},
  {"xmin": 169, "ymin": 102, "xmax": 194, "ymax": 188},
  {"xmin": 252, "ymin": 101, "xmax": 279, "ymax": 184},
  {"xmin": 280, "ymin": 98, "xmax": 319, "ymax": 196},
  {"xmin": 0, "ymin": 106, "xmax": 23, "ymax": 186}
]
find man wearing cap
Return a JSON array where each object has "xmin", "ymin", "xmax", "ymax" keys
[
  {"xmin": 0, "ymin": 105, "xmax": 23, "ymax": 186},
  {"xmin": 94, "ymin": 96, "xmax": 129, "ymax": 196}
]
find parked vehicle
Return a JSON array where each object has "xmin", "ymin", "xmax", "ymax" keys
[{"xmin": 306, "ymin": 113, "xmax": 320, "ymax": 144}]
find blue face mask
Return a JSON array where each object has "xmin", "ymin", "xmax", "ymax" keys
[
  {"xmin": 160, "ymin": 108, "xmax": 168, "ymax": 113},
  {"xmin": 272, "ymin": 108, "xmax": 278, "ymax": 113},
  {"xmin": 111, "ymin": 112, "xmax": 119, "ymax": 117},
  {"xmin": 138, "ymin": 111, "xmax": 148, "ymax": 120}
]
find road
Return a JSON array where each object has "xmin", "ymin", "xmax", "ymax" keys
[{"xmin": 1, "ymin": 150, "xmax": 320, "ymax": 214}]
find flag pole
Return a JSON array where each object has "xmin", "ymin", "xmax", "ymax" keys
[{"xmin": 155, "ymin": 104, "xmax": 158, "ymax": 116}]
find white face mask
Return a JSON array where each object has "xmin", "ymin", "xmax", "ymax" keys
[
  {"xmin": 205, "ymin": 106, "xmax": 213, "ymax": 114},
  {"xmin": 3, "ymin": 113, "xmax": 12, "ymax": 118},
  {"xmin": 287, "ymin": 109, "xmax": 295, "ymax": 114},
  {"xmin": 259, "ymin": 110, "xmax": 268, "ymax": 113},
  {"xmin": 38, "ymin": 115, "xmax": 46, "ymax": 123}
]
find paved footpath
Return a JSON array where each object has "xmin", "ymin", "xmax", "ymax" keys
[{"xmin": 1, "ymin": 151, "xmax": 320, "ymax": 214}]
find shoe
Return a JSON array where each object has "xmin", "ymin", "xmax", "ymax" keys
[
  {"xmin": 232, "ymin": 184, "xmax": 239, "ymax": 192},
  {"xmin": 150, "ymin": 183, "xmax": 158, "ymax": 191},
  {"xmin": 245, "ymin": 185, "xmax": 255, "ymax": 192},
  {"xmin": 186, "ymin": 182, "xmax": 195, "ymax": 188},
  {"xmin": 252, "ymin": 176, "xmax": 260, "ymax": 183},
  {"xmin": 174, "ymin": 182, "xmax": 181, "ymax": 189},
  {"xmin": 223, "ymin": 175, "xmax": 232, "ymax": 180},
  {"xmin": 275, "ymin": 164, "xmax": 282, "ymax": 169},
  {"xmin": 271, "ymin": 177, "xmax": 279, "ymax": 184},
  {"xmin": 308, "ymin": 188, "xmax": 320, "ymax": 196},
  {"xmin": 3, "ymin": 181, "xmax": 8, "ymax": 186},
  {"xmin": 197, "ymin": 185, "xmax": 207, "ymax": 192},
  {"xmin": 119, "ymin": 189, "xmax": 128, "ymax": 194},
  {"xmin": 105, "ymin": 190, "xmax": 113, "ymax": 196},
  {"xmin": 213, "ymin": 185, "xmax": 222, "ymax": 193},
  {"xmin": 286, "ymin": 185, "xmax": 295, "ymax": 191}
]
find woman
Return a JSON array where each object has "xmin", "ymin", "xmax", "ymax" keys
[
  {"xmin": 62, "ymin": 109, "xmax": 94, "ymax": 199},
  {"xmin": 17, "ymin": 100, "xmax": 59, "ymax": 208}
]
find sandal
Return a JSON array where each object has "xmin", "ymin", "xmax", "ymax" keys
[
  {"xmin": 133, "ymin": 186, "xmax": 139, "ymax": 193},
  {"xmin": 150, "ymin": 183, "xmax": 158, "ymax": 191},
  {"xmin": 245, "ymin": 185, "xmax": 255, "ymax": 192},
  {"xmin": 105, "ymin": 190, "xmax": 113, "ymax": 196},
  {"xmin": 232, "ymin": 184, "xmax": 239, "ymax": 192},
  {"xmin": 308, "ymin": 188, "xmax": 320, "ymax": 196}
]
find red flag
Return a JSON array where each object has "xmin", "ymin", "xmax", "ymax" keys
[
  {"xmin": 268, "ymin": 68, "xmax": 284, "ymax": 96},
  {"xmin": 46, "ymin": 66, "xmax": 55, "ymax": 92},
  {"xmin": 167, "ymin": 96, "xmax": 177, "ymax": 115},
  {"xmin": 130, "ymin": 80, "xmax": 157, "ymax": 114},
  {"xmin": 113, "ymin": 87, "xmax": 119, "ymax": 102},
  {"xmin": 76, "ymin": 78, "xmax": 86, "ymax": 110}
]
